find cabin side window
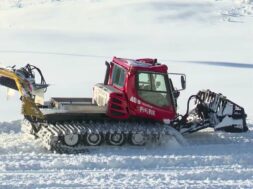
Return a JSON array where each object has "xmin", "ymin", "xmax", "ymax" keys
[{"xmin": 112, "ymin": 64, "xmax": 126, "ymax": 88}]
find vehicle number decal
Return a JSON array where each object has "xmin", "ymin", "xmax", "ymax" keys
[{"xmin": 139, "ymin": 106, "xmax": 155, "ymax": 116}]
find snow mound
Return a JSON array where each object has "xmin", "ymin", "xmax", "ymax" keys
[
  {"xmin": 0, "ymin": 121, "xmax": 46, "ymax": 154},
  {"xmin": 0, "ymin": 120, "xmax": 21, "ymax": 133},
  {"xmin": 239, "ymin": 0, "xmax": 253, "ymax": 15},
  {"xmin": 221, "ymin": 0, "xmax": 253, "ymax": 22},
  {"xmin": 0, "ymin": 133, "xmax": 46, "ymax": 154}
]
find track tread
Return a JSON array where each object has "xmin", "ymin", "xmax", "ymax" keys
[{"xmin": 22, "ymin": 119, "xmax": 185, "ymax": 153}]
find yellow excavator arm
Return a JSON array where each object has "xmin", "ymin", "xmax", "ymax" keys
[
  {"xmin": 0, "ymin": 66, "xmax": 45, "ymax": 120},
  {"xmin": 0, "ymin": 68, "xmax": 26, "ymax": 95}
]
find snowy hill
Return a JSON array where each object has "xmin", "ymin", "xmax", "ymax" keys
[{"xmin": 0, "ymin": 0, "xmax": 253, "ymax": 188}]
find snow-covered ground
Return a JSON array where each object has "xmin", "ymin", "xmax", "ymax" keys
[
  {"xmin": 0, "ymin": 0, "xmax": 253, "ymax": 188},
  {"xmin": 0, "ymin": 121, "xmax": 253, "ymax": 188}
]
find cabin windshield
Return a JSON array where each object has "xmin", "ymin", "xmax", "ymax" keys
[{"xmin": 137, "ymin": 72, "xmax": 172, "ymax": 107}]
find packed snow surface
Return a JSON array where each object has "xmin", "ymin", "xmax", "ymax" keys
[
  {"xmin": 0, "ymin": 0, "xmax": 253, "ymax": 188},
  {"xmin": 0, "ymin": 121, "xmax": 253, "ymax": 188}
]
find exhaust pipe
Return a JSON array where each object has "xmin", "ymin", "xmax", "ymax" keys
[{"xmin": 104, "ymin": 61, "xmax": 110, "ymax": 85}]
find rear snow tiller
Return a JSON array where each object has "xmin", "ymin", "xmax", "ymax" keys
[{"xmin": 0, "ymin": 57, "xmax": 248, "ymax": 153}]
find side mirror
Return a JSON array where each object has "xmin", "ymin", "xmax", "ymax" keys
[
  {"xmin": 181, "ymin": 75, "xmax": 186, "ymax": 90},
  {"xmin": 168, "ymin": 73, "xmax": 186, "ymax": 92}
]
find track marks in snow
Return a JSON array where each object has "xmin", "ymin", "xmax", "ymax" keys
[
  {"xmin": 1, "ymin": 152, "xmax": 253, "ymax": 188},
  {"xmin": 0, "ymin": 121, "xmax": 253, "ymax": 188}
]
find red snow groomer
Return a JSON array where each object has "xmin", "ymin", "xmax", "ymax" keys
[{"xmin": 0, "ymin": 57, "xmax": 248, "ymax": 153}]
